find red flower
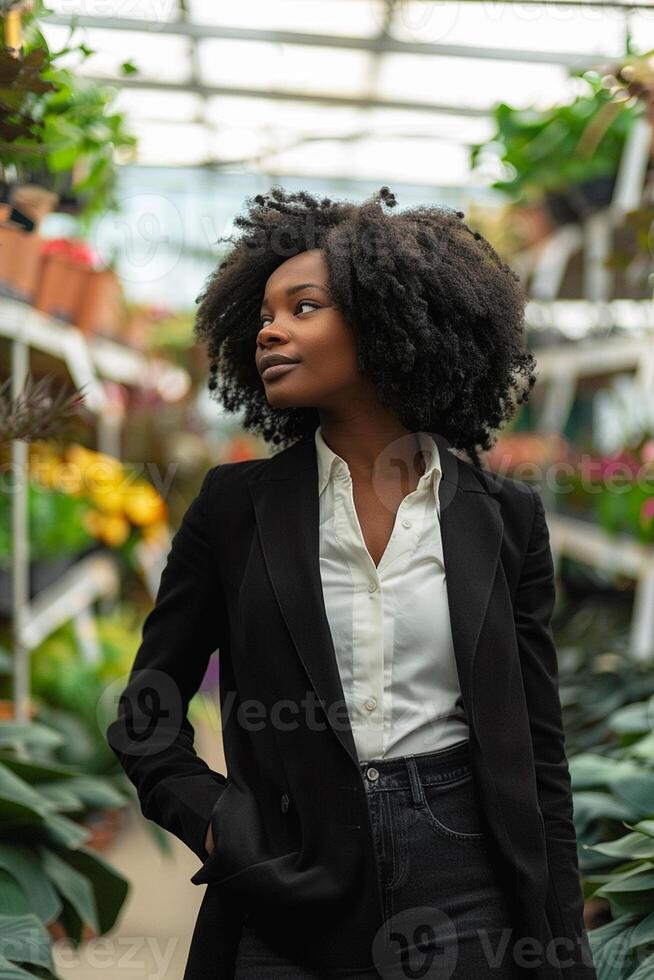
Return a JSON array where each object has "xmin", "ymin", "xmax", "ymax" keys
[{"xmin": 40, "ymin": 237, "xmax": 100, "ymax": 267}]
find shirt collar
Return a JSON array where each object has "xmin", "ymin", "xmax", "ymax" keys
[{"xmin": 314, "ymin": 425, "xmax": 442, "ymax": 510}]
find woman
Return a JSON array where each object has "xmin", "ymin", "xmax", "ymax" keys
[{"xmin": 107, "ymin": 187, "xmax": 597, "ymax": 980}]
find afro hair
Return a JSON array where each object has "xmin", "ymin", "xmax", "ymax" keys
[{"xmin": 194, "ymin": 184, "xmax": 536, "ymax": 469}]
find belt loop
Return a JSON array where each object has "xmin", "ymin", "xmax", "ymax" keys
[{"xmin": 404, "ymin": 755, "xmax": 424, "ymax": 808}]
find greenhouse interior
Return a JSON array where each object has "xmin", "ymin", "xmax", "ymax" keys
[{"xmin": 2, "ymin": 1, "xmax": 654, "ymax": 978}]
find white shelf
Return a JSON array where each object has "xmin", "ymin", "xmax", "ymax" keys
[
  {"xmin": 0, "ymin": 295, "xmax": 189, "ymax": 412},
  {"xmin": 547, "ymin": 513, "xmax": 654, "ymax": 661}
]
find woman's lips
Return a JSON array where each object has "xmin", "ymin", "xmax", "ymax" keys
[{"xmin": 261, "ymin": 362, "xmax": 300, "ymax": 381}]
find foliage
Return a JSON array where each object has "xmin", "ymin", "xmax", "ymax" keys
[
  {"xmin": 470, "ymin": 70, "xmax": 642, "ymax": 202},
  {"xmin": 0, "ymin": 481, "xmax": 95, "ymax": 565},
  {"xmin": 0, "ymin": 0, "xmax": 138, "ymax": 229},
  {"xmin": 28, "ymin": 608, "xmax": 142, "ymax": 773},
  {"xmin": 0, "ymin": 719, "xmax": 129, "ymax": 978},
  {"xmin": 553, "ymin": 597, "xmax": 654, "ymax": 978},
  {"xmin": 574, "ymin": 702, "xmax": 654, "ymax": 979},
  {"xmin": 568, "ymin": 438, "xmax": 654, "ymax": 545},
  {"xmin": 0, "ymin": 441, "xmax": 169, "ymax": 565}
]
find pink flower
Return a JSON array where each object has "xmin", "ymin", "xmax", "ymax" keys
[
  {"xmin": 641, "ymin": 498, "xmax": 654, "ymax": 524},
  {"xmin": 642, "ymin": 441, "xmax": 654, "ymax": 465},
  {"xmin": 40, "ymin": 237, "xmax": 99, "ymax": 267},
  {"xmin": 599, "ymin": 451, "xmax": 640, "ymax": 480}
]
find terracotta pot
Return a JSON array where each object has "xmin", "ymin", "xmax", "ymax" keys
[
  {"xmin": 0, "ymin": 699, "xmax": 37, "ymax": 720},
  {"xmin": 82, "ymin": 806, "xmax": 127, "ymax": 852},
  {"xmin": 34, "ymin": 253, "xmax": 91, "ymax": 324},
  {"xmin": 47, "ymin": 919, "xmax": 96, "ymax": 942},
  {"xmin": 76, "ymin": 268, "xmax": 126, "ymax": 338},
  {"xmin": 0, "ymin": 223, "xmax": 43, "ymax": 301}
]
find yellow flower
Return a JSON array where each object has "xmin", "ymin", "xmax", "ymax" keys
[
  {"xmin": 90, "ymin": 486, "xmax": 126, "ymax": 515},
  {"xmin": 66, "ymin": 445, "xmax": 125, "ymax": 498},
  {"xmin": 97, "ymin": 513, "xmax": 131, "ymax": 548},
  {"xmin": 124, "ymin": 481, "xmax": 167, "ymax": 526},
  {"xmin": 82, "ymin": 510, "xmax": 104, "ymax": 537}
]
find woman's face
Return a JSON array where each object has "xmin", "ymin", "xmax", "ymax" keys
[{"xmin": 255, "ymin": 248, "xmax": 372, "ymax": 413}]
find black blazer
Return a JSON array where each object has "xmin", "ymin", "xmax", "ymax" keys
[{"xmin": 106, "ymin": 432, "xmax": 597, "ymax": 980}]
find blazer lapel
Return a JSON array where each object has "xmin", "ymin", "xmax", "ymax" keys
[{"xmin": 248, "ymin": 431, "xmax": 504, "ymax": 769}]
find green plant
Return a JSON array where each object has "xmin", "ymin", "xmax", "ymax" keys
[
  {"xmin": 570, "ymin": 439, "xmax": 654, "ymax": 545},
  {"xmin": 570, "ymin": 698, "xmax": 654, "ymax": 979},
  {"xmin": 0, "ymin": 0, "xmax": 138, "ymax": 229},
  {"xmin": 28, "ymin": 608, "xmax": 143, "ymax": 773},
  {"xmin": 0, "ymin": 719, "xmax": 128, "ymax": 978},
  {"xmin": 0, "ymin": 481, "xmax": 95, "ymax": 566},
  {"xmin": 470, "ymin": 69, "xmax": 642, "ymax": 202}
]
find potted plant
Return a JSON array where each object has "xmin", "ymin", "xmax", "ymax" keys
[
  {"xmin": 33, "ymin": 235, "xmax": 128, "ymax": 336},
  {"xmin": 0, "ymin": 0, "xmax": 137, "ymax": 232},
  {"xmin": 0, "ymin": 718, "xmax": 129, "ymax": 977},
  {"xmin": 470, "ymin": 69, "xmax": 642, "ymax": 226},
  {"xmin": 569, "ymin": 438, "xmax": 654, "ymax": 544}
]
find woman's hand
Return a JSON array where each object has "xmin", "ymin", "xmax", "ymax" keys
[{"xmin": 204, "ymin": 820, "xmax": 214, "ymax": 856}]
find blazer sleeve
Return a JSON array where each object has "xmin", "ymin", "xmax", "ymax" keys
[
  {"xmin": 105, "ymin": 466, "xmax": 228, "ymax": 862},
  {"xmin": 514, "ymin": 486, "xmax": 597, "ymax": 979}
]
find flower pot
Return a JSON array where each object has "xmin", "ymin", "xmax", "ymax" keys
[
  {"xmin": 33, "ymin": 253, "xmax": 91, "ymax": 324},
  {"xmin": 0, "ymin": 223, "xmax": 43, "ymax": 301},
  {"xmin": 0, "ymin": 699, "xmax": 37, "ymax": 720},
  {"xmin": 47, "ymin": 919, "xmax": 96, "ymax": 942},
  {"xmin": 76, "ymin": 268, "xmax": 126, "ymax": 339},
  {"xmin": 82, "ymin": 805, "xmax": 127, "ymax": 852},
  {"xmin": 544, "ymin": 174, "xmax": 617, "ymax": 226}
]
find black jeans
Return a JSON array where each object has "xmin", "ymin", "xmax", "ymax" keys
[{"xmin": 234, "ymin": 738, "xmax": 519, "ymax": 979}]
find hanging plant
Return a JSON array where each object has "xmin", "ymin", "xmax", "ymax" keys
[
  {"xmin": 470, "ymin": 69, "xmax": 642, "ymax": 225},
  {"xmin": 0, "ymin": 0, "xmax": 138, "ymax": 228}
]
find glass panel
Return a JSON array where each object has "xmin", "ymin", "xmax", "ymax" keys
[
  {"xmin": 40, "ymin": 23, "xmax": 192, "ymax": 83},
  {"xmin": 198, "ymin": 38, "xmax": 372, "ymax": 96},
  {"xmin": 45, "ymin": 0, "xmax": 180, "ymax": 21},
  {"xmin": 188, "ymin": 0, "xmax": 386, "ymax": 37},
  {"xmin": 390, "ymin": 1, "xmax": 629, "ymax": 57},
  {"xmin": 378, "ymin": 54, "xmax": 570, "ymax": 110},
  {"xmin": 205, "ymin": 95, "xmax": 365, "ymax": 131},
  {"xmin": 134, "ymin": 123, "xmax": 210, "ymax": 164},
  {"xmin": 113, "ymin": 88, "xmax": 203, "ymax": 121},
  {"xmin": 253, "ymin": 136, "xmax": 471, "ymax": 185}
]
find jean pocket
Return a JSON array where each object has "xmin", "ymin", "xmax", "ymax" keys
[{"xmin": 417, "ymin": 767, "xmax": 487, "ymax": 843}]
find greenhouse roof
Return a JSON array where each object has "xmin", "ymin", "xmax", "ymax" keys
[{"xmin": 40, "ymin": 0, "xmax": 650, "ymax": 185}]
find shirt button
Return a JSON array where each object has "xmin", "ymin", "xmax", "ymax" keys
[
  {"xmin": 367, "ymin": 581, "xmax": 377, "ymax": 593},
  {"xmin": 366, "ymin": 767, "xmax": 379, "ymax": 781},
  {"xmin": 280, "ymin": 793, "xmax": 290, "ymax": 813},
  {"xmin": 401, "ymin": 519, "xmax": 412, "ymax": 528},
  {"xmin": 364, "ymin": 697, "xmax": 377, "ymax": 711}
]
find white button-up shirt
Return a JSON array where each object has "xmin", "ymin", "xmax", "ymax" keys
[{"xmin": 314, "ymin": 424, "xmax": 469, "ymax": 763}]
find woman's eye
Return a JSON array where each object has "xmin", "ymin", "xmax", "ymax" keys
[
  {"xmin": 260, "ymin": 301, "xmax": 319, "ymax": 326},
  {"xmin": 297, "ymin": 300, "xmax": 319, "ymax": 314}
]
